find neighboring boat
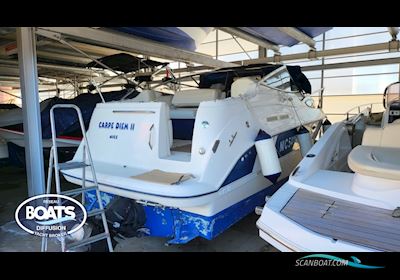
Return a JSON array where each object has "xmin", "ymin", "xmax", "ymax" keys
[
  {"xmin": 0, "ymin": 89, "xmax": 142, "ymax": 166},
  {"xmin": 0, "ymin": 53, "xmax": 172, "ymax": 166},
  {"xmin": 256, "ymin": 81, "xmax": 400, "ymax": 252},
  {"xmin": 0, "ymin": 104, "xmax": 20, "ymax": 160},
  {"xmin": 60, "ymin": 64, "xmax": 325, "ymax": 245}
]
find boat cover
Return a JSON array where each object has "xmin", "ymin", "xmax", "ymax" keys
[
  {"xmin": 1, "ymin": 89, "xmax": 139, "ymax": 139},
  {"xmin": 86, "ymin": 53, "xmax": 167, "ymax": 73}
]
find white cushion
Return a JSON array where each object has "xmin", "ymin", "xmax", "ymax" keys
[
  {"xmin": 172, "ymin": 88, "xmax": 221, "ymax": 107},
  {"xmin": 362, "ymin": 123, "xmax": 400, "ymax": 148},
  {"xmin": 348, "ymin": 145, "xmax": 400, "ymax": 181},
  {"xmin": 362, "ymin": 127, "xmax": 382, "ymax": 146},
  {"xmin": 231, "ymin": 77, "xmax": 258, "ymax": 98},
  {"xmin": 381, "ymin": 123, "xmax": 400, "ymax": 148}
]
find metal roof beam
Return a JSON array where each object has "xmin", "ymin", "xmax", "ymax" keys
[
  {"xmin": 238, "ymin": 42, "xmax": 399, "ymax": 65},
  {"xmin": 301, "ymin": 56, "xmax": 400, "ymax": 72},
  {"xmin": 36, "ymin": 50, "xmax": 92, "ymax": 64},
  {"xmin": 146, "ymin": 43, "xmax": 400, "ymax": 76},
  {"xmin": 36, "ymin": 27, "xmax": 236, "ymax": 69},
  {"xmin": 0, "ymin": 75, "xmax": 19, "ymax": 81},
  {"xmin": 217, "ymin": 27, "xmax": 280, "ymax": 52},
  {"xmin": 388, "ymin": 27, "xmax": 399, "ymax": 40},
  {"xmin": 42, "ymin": 41, "xmax": 127, "ymax": 57},
  {"xmin": 0, "ymin": 65, "xmax": 19, "ymax": 76},
  {"xmin": 0, "ymin": 58, "xmax": 102, "ymax": 76},
  {"xmin": 277, "ymin": 27, "xmax": 316, "ymax": 49}
]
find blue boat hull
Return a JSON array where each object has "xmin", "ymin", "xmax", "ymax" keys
[{"xmin": 84, "ymin": 178, "xmax": 287, "ymax": 244}]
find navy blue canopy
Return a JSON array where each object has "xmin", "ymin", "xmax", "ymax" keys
[
  {"xmin": 111, "ymin": 27, "xmax": 331, "ymax": 51},
  {"xmin": 4, "ymin": 89, "xmax": 140, "ymax": 139},
  {"xmin": 238, "ymin": 27, "xmax": 331, "ymax": 46},
  {"xmin": 40, "ymin": 90, "xmax": 140, "ymax": 138},
  {"xmin": 86, "ymin": 53, "xmax": 167, "ymax": 73},
  {"xmin": 112, "ymin": 27, "xmax": 211, "ymax": 51},
  {"xmin": 199, "ymin": 64, "xmax": 311, "ymax": 95}
]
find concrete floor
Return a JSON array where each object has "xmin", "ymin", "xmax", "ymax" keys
[{"xmin": 0, "ymin": 163, "xmax": 278, "ymax": 252}]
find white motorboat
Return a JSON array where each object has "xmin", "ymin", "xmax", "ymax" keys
[
  {"xmin": 0, "ymin": 127, "xmax": 81, "ymax": 148},
  {"xmin": 256, "ymin": 81, "xmax": 400, "ymax": 252},
  {"xmin": 0, "ymin": 104, "xmax": 21, "ymax": 159},
  {"xmin": 60, "ymin": 64, "xmax": 325, "ymax": 244}
]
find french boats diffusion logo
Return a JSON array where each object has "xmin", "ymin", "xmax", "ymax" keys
[
  {"xmin": 15, "ymin": 194, "xmax": 87, "ymax": 238},
  {"xmin": 295, "ymin": 254, "xmax": 384, "ymax": 269}
]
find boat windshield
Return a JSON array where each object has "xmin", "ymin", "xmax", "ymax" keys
[
  {"xmin": 259, "ymin": 66, "xmax": 303, "ymax": 97},
  {"xmin": 261, "ymin": 67, "xmax": 291, "ymax": 90},
  {"xmin": 384, "ymin": 82, "xmax": 400, "ymax": 108}
]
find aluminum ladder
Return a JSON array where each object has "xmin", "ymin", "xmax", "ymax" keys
[{"xmin": 41, "ymin": 104, "xmax": 113, "ymax": 252}]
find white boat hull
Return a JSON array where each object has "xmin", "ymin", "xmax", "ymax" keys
[
  {"xmin": 0, "ymin": 128, "xmax": 81, "ymax": 148},
  {"xmin": 64, "ymin": 148, "xmax": 302, "ymax": 216},
  {"xmin": 60, "ymin": 65, "xmax": 325, "ymax": 244},
  {"xmin": 257, "ymin": 115, "xmax": 400, "ymax": 252}
]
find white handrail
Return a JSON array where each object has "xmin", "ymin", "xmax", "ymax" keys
[{"xmin": 345, "ymin": 102, "xmax": 382, "ymax": 115}]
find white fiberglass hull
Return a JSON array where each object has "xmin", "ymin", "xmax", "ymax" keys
[
  {"xmin": 64, "ymin": 148, "xmax": 302, "ymax": 216},
  {"xmin": 257, "ymin": 120, "xmax": 400, "ymax": 252}
]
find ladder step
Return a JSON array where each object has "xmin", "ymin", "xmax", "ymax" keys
[
  {"xmin": 87, "ymin": 208, "xmax": 105, "ymax": 218},
  {"xmin": 72, "ymin": 208, "xmax": 104, "ymax": 220},
  {"xmin": 67, "ymin": 233, "xmax": 109, "ymax": 251},
  {"xmin": 58, "ymin": 161, "xmax": 90, "ymax": 170},
  {"xmin": 60, "ymin": 186, "xmax": 97, "ymax": 196}
]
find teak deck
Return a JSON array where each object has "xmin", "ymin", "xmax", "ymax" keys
[{"xmin": 281, "ymin": 189, "xmax": 400, "ymax": 251}]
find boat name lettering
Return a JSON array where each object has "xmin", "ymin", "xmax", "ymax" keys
[
  {"xmin": 98, "ymin": 121, "xmax": 135, "ymax": 130},
  {"xmin": 278, "ymin": 136, "xmax": 296, "ymax": 154}
]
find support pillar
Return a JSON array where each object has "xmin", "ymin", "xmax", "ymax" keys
[{"xmin": 17, "ymin": 27, "xmax": 45, "ymax": 196}]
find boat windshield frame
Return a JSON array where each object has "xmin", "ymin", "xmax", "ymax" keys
[
  {"xmin": 258, "ymin": 65, "xmax": 305, "ymax": 97},
  {"xmin": 383, "ymin": 81, "xmax": 400, "ymax": 108}
]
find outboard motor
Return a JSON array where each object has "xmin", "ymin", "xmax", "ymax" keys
[
  {"xmin": 87, "ymin": 197, "xmax": 146, "ymax": 251},
  {"xmin": 105, "ymin": 197, "xmax": 146, "ymax": 239}
]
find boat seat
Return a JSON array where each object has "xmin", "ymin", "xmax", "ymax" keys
[
  {"xmin": 348, "ymin": 145, "xmax": 400, "ymax": 181},
  {"xmin": 171, "ymin": 88, "xmax": 222, "ymax": 107},
  {"xmin": 362, "ymin": 122, "xmax": 400, "ymax": 148},
  {"xmin": 231, "ymin": 77, "xmax": 258, "ymax": 98}
]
